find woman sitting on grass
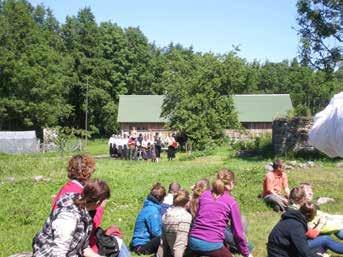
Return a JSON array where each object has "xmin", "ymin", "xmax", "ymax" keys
[
  {"xmin": 33, "ymin": 179, "xmax": 110, "ymax": 257},
  {"xmin": 189, "ymin": 169, "xmax": 252, "ymax": 257},
  {"xmin": 267, "ymin": 202, "xmax": 327, "ymax": 257},
  {"xmin": 51, "ymin": 154, "xmax": 105, "ymax": 251},
  {"xmin": 288, "ymin": 185, "xmax": 343, "ymax": 255},
  {"xmin": 157, "ymin": 189, "xmax": 192, "ymax": 257},
  {"xmin": 131, "ymin": 183, "xmax": 166, "ymax": 255},
  {"xmin": 51, "ymin": 154, "xmax": 130, "ymax": 257}
]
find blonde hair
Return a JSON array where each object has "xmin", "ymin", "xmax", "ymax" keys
[
  {"xmin": 212, "ymin": 168, "xmax": 235, "ymax": 196},
  {"xmin": 173, "ymin": 189, "xmax": 190, "ymax": 207},
  {"xmin": 189, "ymin": 179, "xmax": 210, "ymax": 217}
]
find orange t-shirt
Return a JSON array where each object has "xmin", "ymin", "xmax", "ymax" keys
[{"xmin": 262, "ymin": 171, "xmax": 288, "ymax": 197}]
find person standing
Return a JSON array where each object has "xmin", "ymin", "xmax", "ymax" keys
[
  {"xmin": 262, "ymin": 160, "xmax": 290, "ymax": 212},
  {"xmin": 154, "ymin": 132, "xmax": 162, "ymax": 162},
  {"xmin": 108, "ymin": 134, "xmax": 116, "ymax": 157}
]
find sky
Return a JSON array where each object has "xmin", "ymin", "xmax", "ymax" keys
[{"xmin": 28, "ymin": 0, "xmax": 300, "ymax": 62}]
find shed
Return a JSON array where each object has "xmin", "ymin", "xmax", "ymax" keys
[{"xmin": 0, "ymin": 131, "xmax": 39, "ymax": 153}]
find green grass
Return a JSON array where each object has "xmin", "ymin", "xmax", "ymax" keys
[{"xmin": 0, "ymin": 144, "xmax": 342, "ymax": 257}]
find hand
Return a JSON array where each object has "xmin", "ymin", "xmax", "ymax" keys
[{"xmin": 83, "ymin": 247, "xmax": 99, "ymax": 257}]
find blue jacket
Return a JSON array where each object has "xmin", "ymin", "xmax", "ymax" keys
[{"xmin": 131, "ymin": 195, "xmax": 162, "ymax": 247}]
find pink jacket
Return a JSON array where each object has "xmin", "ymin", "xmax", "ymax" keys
[{"xmin": 52, "ymin": 180, "xmax": 104, "ymax": 251}]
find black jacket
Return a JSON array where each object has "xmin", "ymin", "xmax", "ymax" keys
[{"xmin": 267, "ymin": 209, "xmax": 320, "ymax": 257}]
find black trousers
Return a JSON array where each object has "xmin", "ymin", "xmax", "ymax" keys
[{"xmin": 133, "ymin": 236, "xmax": 161, "ymax": 255}]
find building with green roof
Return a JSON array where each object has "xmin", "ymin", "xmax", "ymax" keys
[{"xmin": 117, "ymin": 94, "xmax": 293, "ymax": 133}]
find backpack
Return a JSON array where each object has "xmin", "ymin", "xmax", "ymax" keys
[{"xmin": 95, "ymin": 227, "xmax": 120, "ymax": 257}]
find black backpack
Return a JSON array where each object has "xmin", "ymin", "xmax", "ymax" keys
[{"xmin": 95, "ymin": 227, "xmax": 120, "ymax": 257}]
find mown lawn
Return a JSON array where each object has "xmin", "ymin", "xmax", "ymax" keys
[{"xmin": 0, "ymin": 142, "xmax": 342, "ymax": 257}]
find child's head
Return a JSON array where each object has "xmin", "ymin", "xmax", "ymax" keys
[
  {"xmin": 300, "ymin": 201, "xmax": 317, "ymax": 222},
  {"xmin": 300, "ymin": 183, "xmax": 313, "ymax": 201},
  {"xmin": 150, "ymin": 182, "xmax": 166, "ymax": 203},
  {"xmin": 189, "ymin": 179, "xmax": 210, "ymax": 217},
  {"xmin": 173, "ymin": 189, "xmax": 190, "ymax": 208},
  {"xmin": 289, "ymin": 186, "xmax": 306, "ymax": 206},
  {"xmin": 168, "ymin": 182, "xmax": 181, "ymax": 195},
  {"xmin": 75, "ymin": 179, "xmax": 111, "ymax": 210},
  {"xmin": 212, "ymin": 168, "xmax": 235, "ymax": 195},
  {"xmin": 191, "ymin": 179, "xmax": 210, "ymax": 198},
  {"xmin": 67, "ymin": 154, "xmax": 96, "ymax": 183}
]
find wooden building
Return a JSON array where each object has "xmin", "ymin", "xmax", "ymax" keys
[{"xmin": 117, "ymin": 94, "xmax": 293, "ymax": 135}]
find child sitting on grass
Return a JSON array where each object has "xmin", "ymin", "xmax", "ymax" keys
[
  {"xmin": 131, "ymin": 183, "xmax": 166, "ymax": 255},
  {"xmin": 157, "ymin": 189, "xmax": 192, "ymax": 257},
  {"xmin": 189, "ymin": 169, "xmax": 253, "ymax": 257}
]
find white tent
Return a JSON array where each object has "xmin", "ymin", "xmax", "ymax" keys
[
  {"xmin": 0, "ymin": 131, "xmax": 39, "ymax": 153},
  {"xmin": 309, "ymin": 92, "xmax": 343, "ymax": 158}
]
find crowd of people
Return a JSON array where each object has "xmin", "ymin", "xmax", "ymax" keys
[
  {"xmin": 30, "ymin": 154, "xmax": 343, "ymax": 257},
  {"xmin": 108, "ymin": 128, "xmax": 178, "ymax": 161}
]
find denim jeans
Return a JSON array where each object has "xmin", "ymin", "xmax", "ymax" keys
[{"xmin": 308, "ymin": 235, "xmax": 343, "ymax": 254}]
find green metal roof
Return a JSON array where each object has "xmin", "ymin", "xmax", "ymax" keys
[
  {"xmin": 117, "ymin": 94, "xmax": 293, "ymax": 123},
  {"xmin": 232, "ymin": 94, "xmax": 293, "ymax": 122},
  {"xmin": 117, "ymin": 95, "xmax": 167, "ymax": 123}
]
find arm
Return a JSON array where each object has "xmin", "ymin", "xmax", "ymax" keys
[
  {"xmin": 230, "ymin": 202, "xmax": 250, "ymax": 257},
  {"xmin": 147, "ymin": 211, "xmax": 162, "ymax": 238},
  {"xmin": 51, "ymin": 211, "xmax": 77, "ymax": 257},
  {"xmin": 92, "ymin": 205, "xmax": 105, "ymax": 228},
  {"xmin": 173, "ymin": 218, "xmax": 192, "ymax": 257},
  {"xmin": 289, "ymin": 225, "xmax": 321, "ymax": 257},
  {"xmin": 283, "ymin": 174, "xmax": 290, "ymax": 197}
]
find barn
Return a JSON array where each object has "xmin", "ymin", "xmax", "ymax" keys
[{"xmin": 117, "ymin": 94, "xmax": 293, "ymax": 135}]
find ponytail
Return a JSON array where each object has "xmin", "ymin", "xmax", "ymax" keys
[
  {"xmin": 212, "ymin": 179, "xmax": 226, "ymax": 196},
  {"xmin": 212, "ymin": 168, "xmax": 235, "ymax": 197}
]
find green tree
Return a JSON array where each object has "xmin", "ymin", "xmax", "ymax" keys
[
  {"xmin": 297, "ymin": 0, "xmax": 342, "ymax": 72},
  {"xmin": 162, "ymin": 50, "xmax": 239, "ymax": 150},
  {"xmin": 0, "ymin": 0, "xmax": 72, "ymax": 133}
]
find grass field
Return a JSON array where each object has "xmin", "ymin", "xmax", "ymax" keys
[{"xmin": 0, "ymin": 140, "xmax": 342, "ymax": 257}]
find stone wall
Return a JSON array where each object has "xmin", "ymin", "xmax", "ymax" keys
[{"xmin": 272, "ymin": 117, "xmax": 314, "ymax": 155}]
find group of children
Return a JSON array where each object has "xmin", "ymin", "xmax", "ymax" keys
[
  {"xmin": 30, "ymin": 154, "xmax": 343, "ymax": 257},
  {"xmin": 130, "ymin": 170, "xmax": 253, "ymax": 257},
  {"xmin": 108, "ymin": 130, "xmax": 178, "ymax": 161}
]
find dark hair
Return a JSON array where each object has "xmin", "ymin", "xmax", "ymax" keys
[
  {"xmin": 300, "ymin": 202, "xmax": 317, "ymax": 222},
  {"xmin": 289, "ymin": 186, "xmax": 306, "ymax": 205},
  {"xmin": 173, "ymin": 189, "xmax": 190, "ymax": 207},
  {"xmin": 168, "ymin": 182, "xmax": 181, "ymax": 194},
  {"xmin": 272, "ymin": 159, "xmax": 283, "ymax": 170},
  {"xmin": 74, "ymin": 179, "xmax": 110, "ymax": 209},
  {"xmin": 150, "ymin": 183, "xmax": 166, "ymax": 202},
  {"xmin": 67, "ymin": 154, "xmax": 96, "ymax": 182}
]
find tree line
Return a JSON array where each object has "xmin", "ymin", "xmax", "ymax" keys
[{"xmin": 0, "ymin": 0, "xmax": 342, "ymax": 138}]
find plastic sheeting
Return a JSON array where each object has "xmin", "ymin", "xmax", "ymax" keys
[
  {"xmin": 309, "ymin": 92, "xmax": 343, "ymax": 158},
  {"xmin": 0, "ymin": 131, "xmax": 39, "ymax": 153}
]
